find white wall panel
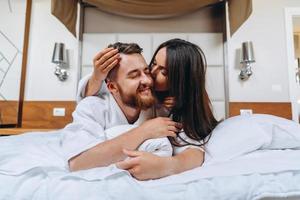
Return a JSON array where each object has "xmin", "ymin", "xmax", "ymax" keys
[
  {"xmin": 206, "ymin": 67, "xmax": 225, "ymax": 101},
  {"xmin": 188, "ymin": 33, "xmax": 223, "ymax": 66},
  {"xmin": 152, "ymin": 34, "xmax": 188, "ymax": 52},
  {"xmin": 211, "ymin": 101, "xmax": 226, "ymax": 121},
  {"xmin": 82, "ymin": 34, "xmax": 116, "ymax": 66},
  {"xmin": 117, "ymin": 34, "xmax": 152, "ymax": 64}
]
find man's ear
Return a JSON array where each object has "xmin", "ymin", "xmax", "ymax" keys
[{"xmin": 106, "ymin": 79, "xmax": 118, "ymax": 94}]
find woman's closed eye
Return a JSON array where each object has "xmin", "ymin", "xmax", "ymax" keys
[
  {"xmin": 144, "ymin": 68, "xmax": 151, "ymax": 75},
  {"xmin": 150, "ymin": 62, "xmax": 157, "ymax": 70},
  {"xmin": 160, "ymin": 68, "xmax": 168, "ymax": 76}
]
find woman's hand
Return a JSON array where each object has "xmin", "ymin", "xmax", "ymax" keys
[
  {"xmin": 92, "ymin": 47, "xmax": 120, "ymax": 81},
  {"xmin": 116, "ymin": 149, "xmax": 175, "ymax": 180},
  {"xmin": 163, "ymin": 96, "xmax": 176, "ymax": 110},
  {"xmin": 85, "ymin": 48, "xmax": 120, "ymax": 97},
  {"xmin": 138, "ymin": 117, "xmax": 182, "ymax": 139}
]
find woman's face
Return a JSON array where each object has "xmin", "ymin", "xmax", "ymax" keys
[{"xmin": 150, "ymin": 47, "xmax": 169, "ymax": 91}]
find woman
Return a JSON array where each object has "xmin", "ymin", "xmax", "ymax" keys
[
  {"xmin": 78, "ymin": 39, "xmax": 219, "ymax": 180},
  {"xmin": 149, "ymin": 39, "xmax": 218, "ymax": 148}
]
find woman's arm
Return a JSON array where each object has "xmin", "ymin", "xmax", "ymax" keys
[
  {"xmin": 116, "ymin": 148, "xmax": 204, "ymax": 180},
  {"xmin": 77, "ymin": 48, "xmax": 119, "ymax": 101}
]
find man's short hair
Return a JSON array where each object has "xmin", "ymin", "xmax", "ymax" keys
[{"xmin": 106, "ymin": 42, "xmax": 143, "ymax": 81}]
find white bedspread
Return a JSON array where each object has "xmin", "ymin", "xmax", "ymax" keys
[{"xmin": 0, "ymin": 114, "xmax": 300, "ymax": 200}]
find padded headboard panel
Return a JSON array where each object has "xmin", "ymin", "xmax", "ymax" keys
[{"xmin": 81, "ymin": 33, "xmax": 226, "ymax": 120}]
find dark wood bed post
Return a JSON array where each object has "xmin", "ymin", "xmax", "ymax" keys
[{"xmin": 17, "ymin": 0, "xmax": 32, "ymax": 127}]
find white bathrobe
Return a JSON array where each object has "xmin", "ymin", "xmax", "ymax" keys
[{"xmin": 62, "ymin": 93, "xmax": 173, "ymax": 162}]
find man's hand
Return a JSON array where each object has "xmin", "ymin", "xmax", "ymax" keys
[
  {"xmin": 139, "ymin": 117, "xmax": 182, "ymax": 139},
  {"xmin": 116, "ymin": 149, "xmax": 174, "ymax": 180}
]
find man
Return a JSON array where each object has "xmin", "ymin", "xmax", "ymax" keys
[{"xmin": 62, "ymin": 42, "xmax": 179, "ymax": 172}]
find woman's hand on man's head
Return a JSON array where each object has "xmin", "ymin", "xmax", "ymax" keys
[{"xmin": 92, "ymin": 47, "xmax": 120, "ymax": 82}]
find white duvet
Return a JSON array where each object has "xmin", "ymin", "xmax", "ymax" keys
[{"xmin": 1, "ymin": 114, "xmax": 300, "ymax": 200}]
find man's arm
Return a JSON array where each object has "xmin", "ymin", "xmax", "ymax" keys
[
  {"xmin": 116, "ymin": 148, "xmax": 204, "ymax": 180},
  {"xmin": 69, "ymin": 126, "xmax": 147, "ymax": 171},
  {"xmin": 69, "ymin": 117, "xmax": 180, "ymax": 171}
]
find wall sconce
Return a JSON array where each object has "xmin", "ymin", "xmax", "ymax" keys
[
  {"xmin": 296, "ymin": 67, "xmax": 300, "ymax": 85},
  {"xmin": 239, "ymin": 41, "xmax": 255, "ymax": 80},
  {"xmin": 296, "ymin": 58, "xmax": 300, "ymax": 85},
  {"xmin": 52, "ymin": 43, "xmax": 68, "ymax": 81}
]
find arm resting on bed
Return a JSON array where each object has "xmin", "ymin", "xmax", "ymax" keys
[
  {"xmin": 117, "ymin": 148, "xmax": 204, "ymax": 180},
  {"xmin": 170, "ymin": 148, "xmax": 204, "ymax": 175},
  {"xmin": 69, "ymin": 126, "xmax": 148, "ymax": 172}
]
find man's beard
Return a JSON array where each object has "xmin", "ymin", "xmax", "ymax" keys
[{"xmin": 117, "ymin": 84, "xmax": 155, "ymax": 110}]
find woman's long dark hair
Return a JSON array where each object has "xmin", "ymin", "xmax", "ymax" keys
[{"xmin": 149, "ymin": 38, "xmax": 219, "ymax": 147}]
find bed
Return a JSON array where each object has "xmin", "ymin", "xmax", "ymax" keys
[
  {"xmin": 1, "ymin": 1, "xmax": 299, "ymax": 199},
  {"xmin": 1, "ymin": 114, "xmax": 300, "ymax": 199}
]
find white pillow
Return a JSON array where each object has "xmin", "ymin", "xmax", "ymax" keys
[
  {"xmin": 105, "ymin": 124, "xmax": 173, "ymax": 157},
  {"xmin": 204, "ymin": 115, "xmax": 268, "ymax": 164},
  {"xmin": 247, "ymin": 114, "xmax": 300, "ymax": 150},
  {"xmin": 204, "ymin": 114, "xmax": 300, "ymax": 165}
]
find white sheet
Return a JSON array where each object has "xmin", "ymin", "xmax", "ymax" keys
[{"xmin": 0, "ymin": 114, "xmax": 300, "ymax": 199}]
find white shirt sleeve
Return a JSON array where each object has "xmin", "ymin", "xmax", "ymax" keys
[
  {"xmin": 76, "ymin": 73, "xmax": 109, "ymax": 103},
  {"xmin": 76, "ymin": 74, "xmax": 92, "ymax": 103},
  {"xmin": 173, "ymin": 131, "xmax": 205, "ymax": 155},
  {"xmin": 61, "ymin": 97, "xmax": 108, "ymax": 162}
]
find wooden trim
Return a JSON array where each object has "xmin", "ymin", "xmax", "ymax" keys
[
  {"xmin": 18, "ymin": 0, "xmax": 32, "ymax": 127},
  {"xmin": 229, "ymin": 102, "xmax": 292, "ymax": 119},
  {"xmin": 0, "ymin": 128, "xmax": 55, "ymax": 135},
  {"xmin": 0, "ymin": 100, "xmax": 76, "ymax": 135},
  {"xmin": 0, "ymin": 101, "xmax": 18, "ymax": 125},
  {"xmin": 0, "ymin": 100, "xmax": 76, "ymax": 130},
  {"xmin": 21, "ymin": 101, "xmax": 76, "ymax": 129}
]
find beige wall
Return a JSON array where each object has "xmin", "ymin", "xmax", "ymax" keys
[
  {"xmin": 228, "ymin": 0, "xmax": 300, "ymax": 102},
  {"xmin": 25, "ymin": 0, "xmax": 78, "ymax": 100}
]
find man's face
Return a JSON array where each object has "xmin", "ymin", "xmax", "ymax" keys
[{"xmin": 114, "ymin": 53, "xmax": 155, "ymax": 110}]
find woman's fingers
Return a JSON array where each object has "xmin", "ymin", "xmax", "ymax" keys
[
  {"xmin": 167, "ymin": 121, "xmax": 182, "ymax": 129},
  {"xmin": 93, "ymin": 47, "xmax": 114, "ymax": 62},
  {"xmin": 103, "ymin": 59, "xmax": 119, "ymax": 73},
  {"xmin": 96, "ymin": 53, "xmax": 119, "ymax": 71},
  {"xmin": 96, "ymin": 48, "xmax": 119, "ymax": 65},
  {"xmin": 123, "ymin": 149, "xmax": 143, "ymax": 157},
  {"xmin": 167, "ymin": 125, "xmax": 180, "ymax": 133},
  {"xmin": 116, "ymin": 156, "xmax": 140, "ymax": 170},
  {"xmin": 175, "ymin": 122, "xmax": 183, "ymax": 129},
  {"xmin": 167, "ymin": 131, "xmax": 177, "ymax": 137}
]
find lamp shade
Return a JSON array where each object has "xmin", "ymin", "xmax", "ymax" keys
[
  {"xmin": 52, "ymin": 43, "xmax": 67, "ymax": 64},
  {"xmin": 240, "ymin": 41, "xmax": 255, "ymax": 63}
]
